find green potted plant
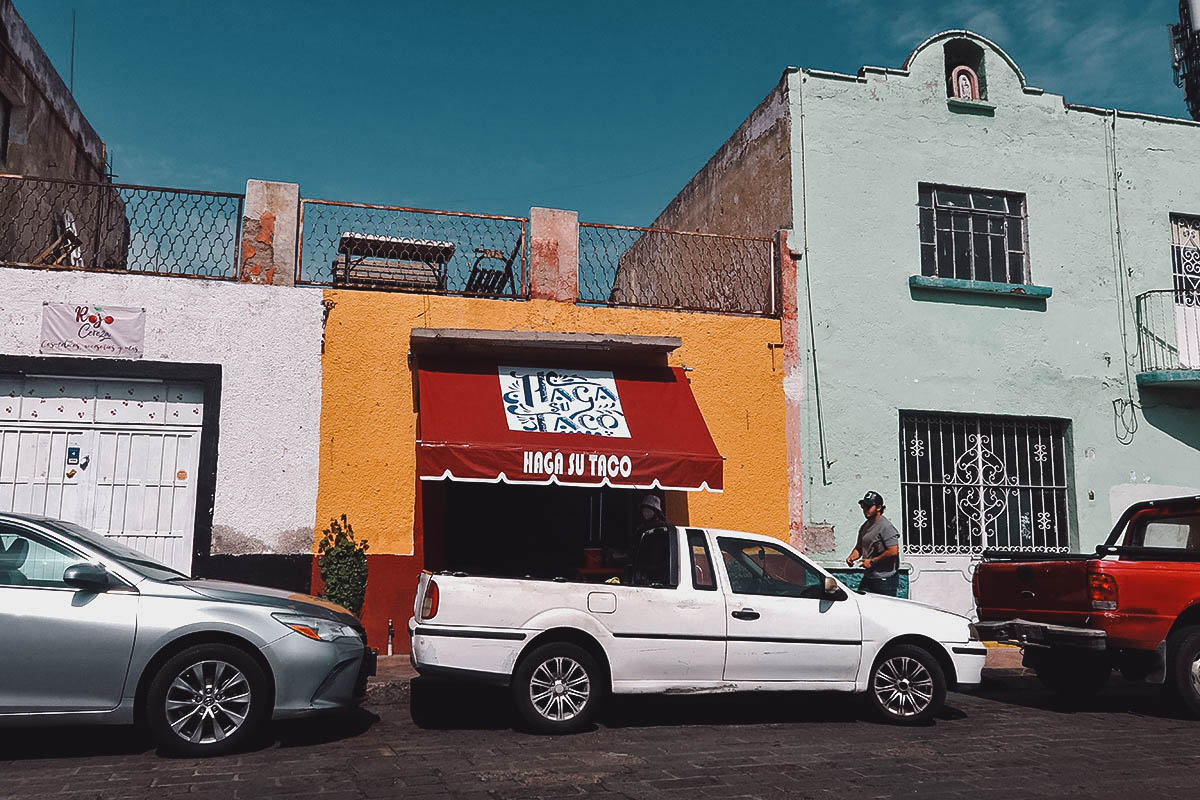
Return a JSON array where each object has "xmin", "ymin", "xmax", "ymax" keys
[{"xmin": 316, "ymin": 514, "xmax": 369, "ymax": 615}]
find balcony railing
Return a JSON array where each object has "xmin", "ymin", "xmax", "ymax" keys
[
  {"xmin": 579, "ymin": 223, "xmax": 778, "ymax": 317},
  {"xmin": 1136, "ymin": 289, "xmax": 1200, "ymax": 372},
  {"xmin": 0, "ymin": 173, "xmax": 244, "ymax": 279},
  {"xmin": 298, "ymin": 198, "xmax": 528, "ymax": 298}
]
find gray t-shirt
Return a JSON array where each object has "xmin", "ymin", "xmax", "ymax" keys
[{"xmin": 857, "ymin": 516, "xmax": 900, "ymax": 578}]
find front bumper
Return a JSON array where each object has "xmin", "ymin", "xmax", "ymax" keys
[
  {"xmin": 265, "ymin": 634, "xmax": 376, "ymax": 720},
  {"xmin": 972, "ymin": 619, "xmax": 1107, "ymax": 650}
]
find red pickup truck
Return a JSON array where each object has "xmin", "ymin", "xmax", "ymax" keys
[{"xmin": 973, "ymin": 495, "xmax": 1200, "ymax": 713}]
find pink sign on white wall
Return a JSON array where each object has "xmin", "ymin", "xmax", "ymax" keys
[{"xmin": 39, "ymin": 302, "xmax": 146, "ymax": 359}]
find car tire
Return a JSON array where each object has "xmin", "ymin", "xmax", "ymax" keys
[
  {"xmin": 867, "ymin": 644, "xmax": 947, "ymax": 725},
  {"xmin": 146, "ymin": 643, "xmax": 270, "ymax": 757},
  {"xmin": 1032, "ymin": 650, "xmax": 1111, "ymax": 700},
  {"xmin": 1167, "ymin": 625, "xmax": 1200, "ymax": 717},
  {"xmin": 511, "ymin": 642, "xmax": 604, "ymax": 734}
]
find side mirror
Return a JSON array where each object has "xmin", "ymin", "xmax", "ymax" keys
[
  {"xmin": 824, "ymin": 575, "xmax": 847, "ymax": 601},
  {"xmin": 63, "ymin": 562, "xmax": 111, "ymax": 593}
]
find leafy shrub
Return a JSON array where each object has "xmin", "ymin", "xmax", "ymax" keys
[{"xmin": 317, "ymin": 514, "xmax": 369, "ymax": 615}]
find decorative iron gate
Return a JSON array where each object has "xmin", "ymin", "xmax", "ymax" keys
[
  {"xmin": 1172, "ymin": 214, "xmax": 1200, "ymax": 302},
  {"xmin": 899, "ymin": 412, "xmax": 1071, "ymax": 555}
]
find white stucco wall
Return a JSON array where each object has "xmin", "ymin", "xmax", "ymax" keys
[{"xmin": 0, "ymin": 266, "xmax": 324, "ymax": 553}]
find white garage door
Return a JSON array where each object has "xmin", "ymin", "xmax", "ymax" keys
[{"xmin": 0, "ymin": 376, "xmax": 204, "ymax": 573}]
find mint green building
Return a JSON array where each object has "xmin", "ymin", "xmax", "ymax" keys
[{"xmin": 646, "ymin": 30, "xmax": 1200, "ymax": 616}]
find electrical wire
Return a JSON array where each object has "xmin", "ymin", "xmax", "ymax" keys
[{"xmin": 1106, "ymin": 110, "xmax": 1140, "ymax": 445}]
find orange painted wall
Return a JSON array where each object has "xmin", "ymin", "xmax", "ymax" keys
[
  {"xmin": 315, "ymin": 290, "xmax": 789, "ymax": 648},
  {"xmin": 317, "ymin": 291, "xmax": 789, "ymax": 557}
]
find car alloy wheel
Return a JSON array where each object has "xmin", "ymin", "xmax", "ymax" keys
[
  {"xmin": 512, "ymin": 642, "xmax": 603, "ymax": 733},
  {"xmin": 529, "ymin": 655, "xmax": 591, "ymax": 722},
  {"xmin": 873, "ymin": 654, "xmax": 935, "ymax": 718},
  {"xmin": 164, "ymin": 659, "xmax": 253, "ymax": 744}
]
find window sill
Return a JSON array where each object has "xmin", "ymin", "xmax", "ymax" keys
[
  {"xmin": 909, "ymin": 275, "xmax": 1052, "ymax": 299},
  {"xmin": 947, "ymin": 97, "xmax": 996, "ymax": 116}
]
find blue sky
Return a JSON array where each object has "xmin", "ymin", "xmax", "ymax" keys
[{"xmin": 19, "ymin": 0, "xmax": 1188, "ymax": 225}]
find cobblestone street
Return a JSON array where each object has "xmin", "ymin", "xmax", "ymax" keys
[{"xmin": 2, "ymin": 673, "xmax": 1199, "ymax": 800}]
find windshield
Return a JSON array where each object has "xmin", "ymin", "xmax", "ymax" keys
[{"xmin": 49, "ymin": 520, "xmax": 188, "ymax": 581}]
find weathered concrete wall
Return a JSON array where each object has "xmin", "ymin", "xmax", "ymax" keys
[
  {"xmin": 240, "ymin": 180, "xmax": 298, "ymax": 286},
  {"xmin": 644, "ymin": 75, "xmax": 794, "ymax": 236},
  {"xmin": 0, "ymin": 266, "xmax": 324, "ymax": 553},
  {"xmin": 530, "ymin": 207, "xmax": 578, "ymax": 302},
  {"xmin": 609, "ymin": 76, "xmax": 793, "ymax": 311},
  {"xmin": 0, "ymin": 0, "xmax": 105, "ymax": 179},
  {"xmin": 787, "ymin": 31, "xmax": 1200, "ymax": 569}
]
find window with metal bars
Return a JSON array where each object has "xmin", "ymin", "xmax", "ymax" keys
[
  {"xmin": 918, "ymin": 185, "xmax": 1028, "ymax": 284},
  {"xmin": 1171, "ymin": 214, "xmax": 1200, "ymax": 305},
  {"xmin": 899, "ymin": 412, "xmax": 1071, "ymax": 555}
]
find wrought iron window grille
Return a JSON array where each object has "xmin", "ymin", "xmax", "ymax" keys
[
  {"xmin": 1172, "ymin": 214, "xmax": 1200, "ymax": 305},
  {"xmin": 918, "ymin": 184, "xmax": 1028, "ymax": 285},
  {"xmin": 899, "ymin": 412, "xmax": 1071, "ymax": 556}
]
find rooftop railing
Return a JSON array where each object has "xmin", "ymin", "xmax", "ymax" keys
[
  {"xmin": 298, "ymin": 198, "xmax": 528, "ymax": 299},
  {"xmin": 578, "ymin": 223, "xmax": 777, "ymax": 317},
  {"xmin": 1135, "ymin": 289, "xmax": 1200, "ymax": 372},
  {"xmin": 0, "ymin": 173, "xmax": 244, "ymax": 279}
]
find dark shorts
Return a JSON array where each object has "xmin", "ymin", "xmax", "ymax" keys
[{"xmin": 860, "ymin": 573, "xmax": 899, "ymax": 596}]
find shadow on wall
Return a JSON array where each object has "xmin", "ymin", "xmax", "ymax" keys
[
  {"xmin": 909, "ymin": 285, "xmax": 1048, "ymax": 312},
  {"xmin": 1139, "ymin": 391, "xmax": 1200, "ymax": 449}
]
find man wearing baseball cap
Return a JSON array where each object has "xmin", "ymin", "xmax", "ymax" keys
[{"xmin": 845, "ymin": 491, "xmax": 901, "ymax": 596}]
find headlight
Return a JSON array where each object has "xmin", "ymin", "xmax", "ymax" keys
[{"xmin": 273, "ymin": 613, "xmax": 360, "ymax": 642}]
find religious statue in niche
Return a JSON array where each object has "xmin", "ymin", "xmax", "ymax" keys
[{"xmin": 950, "ymin": 65, "xmax": 981, "ymax": 101}]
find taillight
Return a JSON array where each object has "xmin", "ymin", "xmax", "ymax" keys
[
  {"xmin": 1089, "ymin": 572, "xmax": 1118, "ymax": 611},
  {"xmin": 420, "ymin": 579, "xmax": 439, "ymax": 620}
]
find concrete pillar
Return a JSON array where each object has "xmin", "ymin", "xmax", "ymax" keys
[
  {"xmin": 239, "ymin": 179, "xmax": 299, "ymax": 287},
  {"xmin": 529, "ymin": 207, "xmax": 578, "ymax": 303},
  {"xmin": 777, "ymin": 229, "xmax": 805, "ymax": 552}
]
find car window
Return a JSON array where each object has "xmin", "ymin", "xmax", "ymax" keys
[
  {"xmin": 1133, "ymin": 514, "xmax": 1200, "ymax": 550},
  {"xmin": 630, "ymin": 527, "xmax": 678, "ymax": 589},
  {"xmin": 49, "ymin": 519, "xmax": 185, "ymax": 579},
  {"xmin": 0, "ymin": 524, "xmax": 85, "ymax": 589},
  {"xmin": 717, "ymin": 537, "xmax": 824, "ymax": 598},
  {"xmin": 687, "ymin": 529, "xmax": 717, "ymax": 590}
]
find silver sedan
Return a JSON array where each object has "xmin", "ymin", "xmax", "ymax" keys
[{"xmin": 0, "ymin": 512, "xmax": 376, "ymax": 756}]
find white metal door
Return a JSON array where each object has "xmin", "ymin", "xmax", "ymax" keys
[
  {"xmin": 0, "ymin": 376, "xmax": 204, "ymax": 573},
  {"xmin": 89, "ymin": 429, "xmax": 199, "ymax": 569}
]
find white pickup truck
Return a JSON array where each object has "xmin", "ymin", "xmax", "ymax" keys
[{"xmin": 409, "ymin": 526, "xmax": 985, "ymax": 732}]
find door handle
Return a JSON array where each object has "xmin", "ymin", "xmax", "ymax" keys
[{"xmin": 731, "ymin": 608, "xmax": 760, "ymax": 621}]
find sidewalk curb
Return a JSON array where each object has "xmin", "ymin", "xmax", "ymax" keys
[{"xmin": 361, "ymin": 666, "xmax": 1036, "ymax": 704}]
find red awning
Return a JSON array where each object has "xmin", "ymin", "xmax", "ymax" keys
[{"xmin": 416, "ymin": 359, "xmax": 723, "ymax": 491}]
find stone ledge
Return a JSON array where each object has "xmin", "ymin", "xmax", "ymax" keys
[
  {"xmin": 909, "ymin": 274, "xmax": 1052, "ymax": 299},
  {"xmin": 947, "ymin": 97, "xmax": 997, "ymax": 116}
]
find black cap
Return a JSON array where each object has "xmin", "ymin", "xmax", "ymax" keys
[{"xmin": 858, "ymin": 491, "xmax": 884, "ymax": 508}]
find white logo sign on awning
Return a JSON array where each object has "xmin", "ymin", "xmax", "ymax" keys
[
  {"xmin": 40, "ymin": 303, "xmax": 146, "ymax": 359},
  {"xmin": 499, "ymin": 366, "xmax": 630, "ymax": 437}
]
